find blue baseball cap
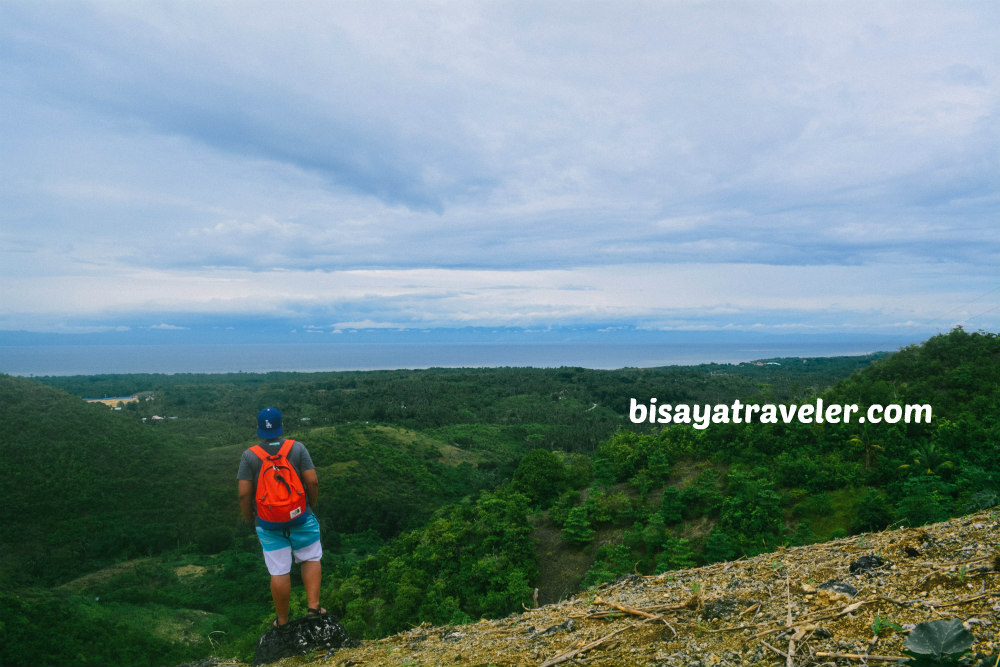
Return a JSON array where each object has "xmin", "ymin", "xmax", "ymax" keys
[{"xmin": 257, "ymin": 407, "xmax": 283, "ymax": 439}]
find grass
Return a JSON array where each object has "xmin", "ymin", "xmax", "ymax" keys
[{"xmin": 809, "ymin": 487, "xmax": 864, "ymax": 541}]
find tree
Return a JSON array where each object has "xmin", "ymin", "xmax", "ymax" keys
[
  {"xmin": 849, "ymin": 431, "xmax": 883, "ymax": 470},
  {"xmin": 659, "ymin": 487, "xmax": 683, "ymax": 524},
  {"xmin": 852, "ymin": 488, "xmax": 892, "ymax": 533},
  {"xmin": 701, "ymin": 528, "xmax": 738, "ymax": 563},
  {"xmin": 513, "ymin": 449, "xmax": 567, "ymax": 507},
  {"xmin": 561, "ymin": 507, "xmax": 595, "ymax": 546},
  {"xmin": 679, "ymin": 470, "xmax": 723, "ymax": 519},
  {"xmin": 895, "ymin": 476, "xmax": 950, "ymax": 527},
  {"xmin": 718, "ymin": 471, "xmax": 784, "ymax": 554},
  {"xmin": 789, "ymin": 521, "xmax": 818, "ymax": 547},
  {"xmin": 899, "ymin": 441, "xmax": 954, "ymax": 477},
  {"xmin": 655, "ymin": 535, "xmax": 696, "ymax": 572},
  {"xmin": 582, "ymin": 544, "xmax": 635, "ymax": 588}
]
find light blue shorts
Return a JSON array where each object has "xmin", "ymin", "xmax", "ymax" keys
[{"xmin": 256, "ymin": 513, "xmax": 322, "ymax": 575}]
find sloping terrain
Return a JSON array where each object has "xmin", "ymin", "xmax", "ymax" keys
[{"xmin": 258, "ymin": 508, "xmax": 998, "ymax": 667}]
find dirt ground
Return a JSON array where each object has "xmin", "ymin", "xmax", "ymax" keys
[{"xmin": 259, "ymin": 508, "xmax": 1000, "ymax": 667}]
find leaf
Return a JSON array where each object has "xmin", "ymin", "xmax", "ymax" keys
[{"xmin": 904, "ymin": 619, "xmax": 974, "ymax": 660}]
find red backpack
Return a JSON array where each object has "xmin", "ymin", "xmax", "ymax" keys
[{"xmin": 250, "ymin": 439, "xmax": 307, "ymax": 525}]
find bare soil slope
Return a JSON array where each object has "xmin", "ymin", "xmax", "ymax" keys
[{"xmin": 262, "ymin": 509, "xmax": 1000, "ymax": 667}]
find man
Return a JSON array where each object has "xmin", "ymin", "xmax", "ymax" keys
[{"xmin": 238, "ymin": 407, "xmax": 326, "ymax": 628}]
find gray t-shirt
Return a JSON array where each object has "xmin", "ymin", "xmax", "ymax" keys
[{"xmin": 237, "ymin": 439, "xmax": 315, "ymax": 502}]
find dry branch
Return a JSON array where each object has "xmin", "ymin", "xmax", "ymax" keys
[
  {"xmin": 538, "ymin": 622, "xmax": 637, "ymax": 667},
  {"xmin": 785, "ymin": 571, "xmax": 795, "ymax": 667},
  {"xmin": 593, "ymin": 597, "xmax": 661, "ymax": 619},
  {"xmin": 927, "ymin": 593, "xmax": 989, "ymax": 608},
  {"xmin": 815, "ymin": 652, "xmax": 907, "ymax": 662},
  {"xmin": 761, "ymin": 641, "xmax": 790, "ymax": 659}
]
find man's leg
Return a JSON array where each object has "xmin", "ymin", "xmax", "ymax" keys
[
  {"xmin": 270, "ymin": 573, "xmax": 292, "ymax": 625},
  {"xmin": 301, "ymin": 559, "xmax": 322, "ymax": 612},
  {"xmin": 290, "ymin": 515, "xmax": 324, "ymax": 614},
  {"xmin": 258, "ymin": 528, "xmax": 294, "ymax": 626}
]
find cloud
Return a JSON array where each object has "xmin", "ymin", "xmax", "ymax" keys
[
  {"xmin": 0, "ymin": 1, "xmax": 997, "ymax": 339},
  {"xmin": 0, "ymin": 261, "xmax": 988, "ymax": 338}
]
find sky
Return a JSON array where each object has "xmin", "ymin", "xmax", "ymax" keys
[{"xmin": 1, "ymin": 1, "xmax": 998, "ymax": 345}]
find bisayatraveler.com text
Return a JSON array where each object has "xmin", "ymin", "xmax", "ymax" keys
[{"xmin": 629, "ymin": 398, "xmax": 932, "ymax": 430}]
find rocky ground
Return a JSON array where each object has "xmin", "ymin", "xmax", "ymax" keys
[{"xmin": 245, "ymin": 509, "xmax": 1000, "ymax": 667}]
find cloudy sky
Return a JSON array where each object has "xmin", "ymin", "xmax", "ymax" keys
[{"xmin": 2, "ymin": 1, "xmax": 998, "ymax": 343}]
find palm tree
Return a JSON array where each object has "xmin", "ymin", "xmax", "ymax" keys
[
  {"xmin": 849, "ymin": 433, "xmax": 883, "ymax": 469},
  {"xmin": 899, "ymin": 440, "xmax": 954, "ymax": 476}
]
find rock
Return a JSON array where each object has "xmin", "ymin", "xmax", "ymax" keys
[
  {"xmin": 612, "ymin": 573, "xmax": 642, "ymax": 587},
  {"xmin": 849, "ymin": 554, "xmax": 888, "ymax": 574},
  {"xmin": 818, "ymin": 579, "xmax": 858, "ymax": 597},
  {"xmin": 252, "ymin": 614, "xmax": 358, "ymax": 666},
  {"xmin": 702, "ymin": 597, "xmax": 757, "ymax": 620},
  {"xmin": 534, "ymin": 619, "xmax": 576, "ymax": 636}
]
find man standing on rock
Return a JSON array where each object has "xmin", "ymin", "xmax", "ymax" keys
[{"xmin": 238, "ymin": 407, "xmax": 326, "ymax": 628}]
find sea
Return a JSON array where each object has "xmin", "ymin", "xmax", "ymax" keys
[{"xmin": 0, "ymin": 340, "xmax": 892, "ymax": 377}]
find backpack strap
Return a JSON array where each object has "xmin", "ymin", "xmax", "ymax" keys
[
  {"xmin": 250, "ymin": 440, "xmax": 294, "ymax": 462},
  {"xmin": 249, "ymin": 444, "xmax": 270, "ymax": 461}
]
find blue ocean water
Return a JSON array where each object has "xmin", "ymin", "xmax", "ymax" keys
[{"xmin": 0, "ymin": 340, "xmax": 888, "ymax": 376}]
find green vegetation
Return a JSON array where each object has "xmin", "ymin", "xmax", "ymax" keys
[
  {"xmin": 327, "ymin": 486, "xmax": 537, "ymax": 638},
  {"xmin": 2, "ymin": 328, "xmax": 998, "ymax": 666},
  {"xmin": 903, "ymin": 619, "xmax": 974, "ymax": 665}
]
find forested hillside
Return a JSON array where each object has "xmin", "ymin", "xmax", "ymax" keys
[
  {"xmin": 546, "ymin": 327, "xmax": 1000, "ymax": 592},
  {"xmin": 2, "ymin": 329, "xmax": 998, "ymax": 667},
  {"xmin": 37, "ymin": 355, "xmax": 874, "ymax": 453}
]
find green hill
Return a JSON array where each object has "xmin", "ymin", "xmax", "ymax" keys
[
  {"xmin": 0, "ymin": 376, "xmax": 513, "ymax": 666},
  {"xmin": 2, "ymin": 329, "xmax": 997, "ymax": 666},
  {"xmin": 531, "ymin": 327, "xmax": 1000, "ymax": 599}
]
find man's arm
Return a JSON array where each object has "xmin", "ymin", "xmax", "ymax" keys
[
  {"xmin": 303, "ymin": 468, "xmax": 319, "ymax": 508},
  {"xmin": 238, "ymin": 479, "xmax": 255, "ymax": 524}
]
